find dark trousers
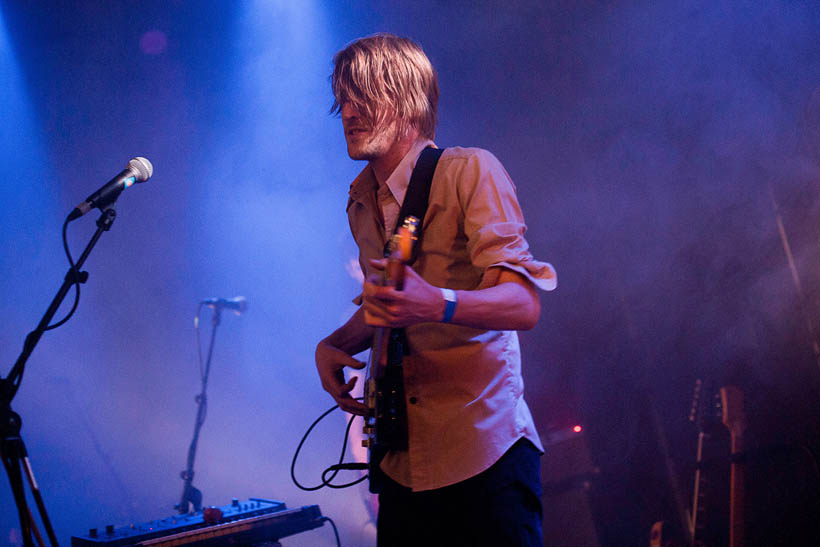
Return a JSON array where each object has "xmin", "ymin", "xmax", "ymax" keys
[{"xmin": 377, "ymin": 438, "xmax": 543, "ymax": 547}]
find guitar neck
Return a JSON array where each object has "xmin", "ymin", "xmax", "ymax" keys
[
  {"xmin": 720, "ymin": 385, "xmax": 746, "ymax": 547},
  {"xmin": 385, "ymin": 256, "xmax": 406, "ymax": 290}
]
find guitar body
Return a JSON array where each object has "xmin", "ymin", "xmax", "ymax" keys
[{"xmin": 362, "ymin": 217, "xmax": 418, "ymax": 493}]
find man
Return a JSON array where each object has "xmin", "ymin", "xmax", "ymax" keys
[{"xmin": 315, "ymin": 33, "xmax": 556, "ymax": 546}]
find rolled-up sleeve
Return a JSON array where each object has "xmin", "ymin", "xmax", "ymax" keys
[{"xmin": 460, "ymin": 149, "xmax": 557, "ymax": 291}]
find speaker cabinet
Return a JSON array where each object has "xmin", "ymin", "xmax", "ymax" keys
[{"xmin": 541, "ymin": 427, "xmax": 601, "ymax": 547}]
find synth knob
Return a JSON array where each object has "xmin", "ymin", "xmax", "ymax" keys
[
  {"xmin": 203, "ymin": 506, "xmax": 223, "ymax": 525},
  {"xmin": 231, "ymin": 498, "xmax": 239, "ymax": 508},
  {"xmin": 363, "ymin": 425, "xmax": 374, "ymax": 434},
  {"xmin": 89, "ymin": 529, "xmax": 97, "ymax": 538},
  {"xmin": 361, "ymin": 439, "xmax": 371, "ymax": 448},
  {"xmin": 105, "ymin": 525, "xmax": 114, "ymax": 535}
]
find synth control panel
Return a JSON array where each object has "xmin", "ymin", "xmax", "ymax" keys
[{"xmin": 70, "ymin": 498, "xmax": 321, "ymax": 546}]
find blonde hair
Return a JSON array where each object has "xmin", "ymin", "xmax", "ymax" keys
[{"xmin": 331, "ymin": 33, "xmax": 439, "ymax": 139}]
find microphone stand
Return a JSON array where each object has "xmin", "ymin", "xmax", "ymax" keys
[
  {"xmin": 176, "ymin": 306, "xmax": 222, "ymax": 514},
  {"xmin": 1, "ymin": 205, "xmax": 118, "ymax": 547}
]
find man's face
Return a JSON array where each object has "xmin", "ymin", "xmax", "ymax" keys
[{"xmin": 341, "ymin": 102, "xmax": 400, "ymax": 161}]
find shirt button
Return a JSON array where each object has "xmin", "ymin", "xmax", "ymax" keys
[{"xmin": 409, "ymin": 396, "xmax": 418, "ymax": 405}]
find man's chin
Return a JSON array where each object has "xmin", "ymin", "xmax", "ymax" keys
[{"xmin": 347, "ymin": 146, "xmax": 375, "ymax": 161}]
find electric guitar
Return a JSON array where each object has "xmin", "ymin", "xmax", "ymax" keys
[{"xmin": 362, "ymin": 216, "xmax": 418, "ymax": 493}]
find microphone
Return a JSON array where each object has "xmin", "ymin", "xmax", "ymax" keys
[
  {"xmin": 201, "ymin": 296, "xmax": 247, "ymax": 315},
  {"xmin": 68, "ymin": 157, "xmax": 153, "ymax": 221}
]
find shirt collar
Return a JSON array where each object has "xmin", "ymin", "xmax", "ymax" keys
[
  {"xmin": 384, "ymin": 138, "xmax": 436, "ymax": 206},
  {"xmin": 348, "ymin": 164, "xmax": 377, "ymax": 204}
]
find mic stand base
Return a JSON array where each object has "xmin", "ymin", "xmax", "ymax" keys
[{"xmin": 0, "ymin": 402, "xmax": 58, "ymax": 546}]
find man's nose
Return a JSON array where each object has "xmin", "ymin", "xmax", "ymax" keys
[{"xmin": 341, "ymin": 102, "xmax": 359, "ymax": 121}]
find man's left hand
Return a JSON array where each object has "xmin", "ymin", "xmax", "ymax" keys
[{"xmin": 363, "ymin": 259, "xmax": 445, "ymax": 327}]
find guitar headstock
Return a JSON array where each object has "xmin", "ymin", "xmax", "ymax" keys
[
  {"xmin": 689, "ymin": 378, "xmax": 721, "ymax": 435},
  {"xmin": 385, "ymin": 216, "xmax": 419, "ymax": 289},
  {"xmin": 720, "ymin": 385, "xmax": 746, "ymax": 440},
  {"xmin": 388, "ymin": 216, "xmax": 419, "ymax": 261}
]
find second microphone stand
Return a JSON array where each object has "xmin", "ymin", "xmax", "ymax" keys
[{"xmin": 176, "ymin": 305, "xmax": 223, "ymax": 514}]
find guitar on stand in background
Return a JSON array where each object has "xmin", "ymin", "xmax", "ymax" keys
[
  {"xmin": 361, "ymin": 217, "xmax": 418, "ymax": 493},
  {"xmin": 650, "ymin": 379, "xmax": 739, "ymax": 547},
  {"xmin": 685, "ymin": 378, "xmax": 719, "ymax": 547}
]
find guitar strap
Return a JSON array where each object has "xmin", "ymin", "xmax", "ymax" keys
[
  {"xmin": 383, "ymin": 146, "xmax": 444, "ymax": 360},
  {"xmin": 383, "ymin": 146, "xmax": 445, "ymax": 262}
]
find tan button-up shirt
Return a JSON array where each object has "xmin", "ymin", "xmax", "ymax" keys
[{"xmin": 347, "ymin": 138, "xmax": 556, "ymax": 491}]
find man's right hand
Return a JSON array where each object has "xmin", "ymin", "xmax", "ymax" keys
[{"xmin": 315, "ymin": 339, "xmax": 368, "ymax": 415}]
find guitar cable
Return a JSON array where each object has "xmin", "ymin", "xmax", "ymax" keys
[
  {"xmin": 291, "ymin": 400, "xmax": 368, "ymax": 492},
  {"xmin": 9, "ymin": 217, "xmax": 85, "ymax": 401},
  {"xmin": 49, "ymin": 216, "xmax": 83, "ymax": 331}
]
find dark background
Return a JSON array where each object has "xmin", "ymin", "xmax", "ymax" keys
[{"xmin": 1, "ymin": 1, "xmax": 819, "ymax": 545}]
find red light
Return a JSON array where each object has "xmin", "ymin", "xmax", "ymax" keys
[{"xmin": 573, "ymin": 425, "xmax": 582, "ymax": 433}]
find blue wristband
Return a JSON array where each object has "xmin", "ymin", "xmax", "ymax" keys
[{"xmin": 441, "ymin": 288, "xmax": 457, "ymax": 323}]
